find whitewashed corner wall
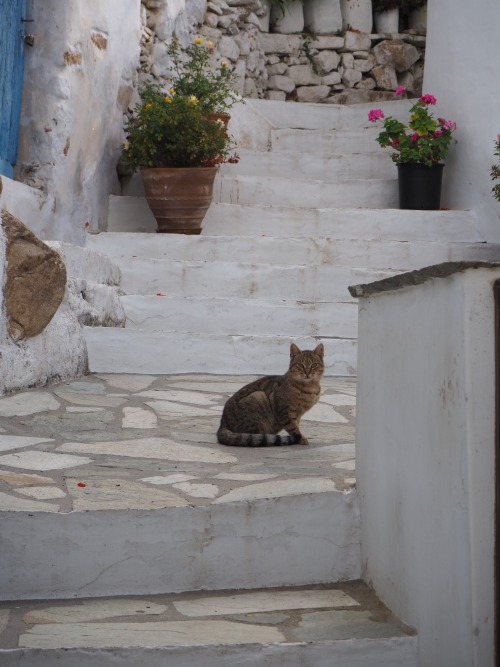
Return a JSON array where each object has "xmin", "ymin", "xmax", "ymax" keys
[
  {"xmin": 355, "ymin": 266, "xmax": 497, "ymax": 667},
  {"xmin": 16, "ymin": 0, "xmax": 142, "ymax": 244},
  {"xmin": 423, "ymin": 0, "xmax": 500, "ymax": 242}
]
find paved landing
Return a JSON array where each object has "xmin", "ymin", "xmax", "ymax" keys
[
  {"xmin": 0, "ymin": 374, "xmax": 356, "ymax": 512},
  {"xmin": 0, "ymin": 582, "xmax": 411, "ymax": 650}
]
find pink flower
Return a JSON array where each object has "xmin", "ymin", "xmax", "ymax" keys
[
  {"xmin": 497, "ymin": 134, "xmax": 500, "ymax": 142},
  {"xmin": 368, "ymin": 108, "xmax": 384, "ymax": 122},
  {"xmin": 390, "ymin": 139, "xmax": 400, "ymax": 148},
  {"xmin": 411, "ymin": 133, "xmax": 419, "ymax": 142},
  {"xmin": 442, "ymin": 120, "xmax": 457, "ymax": 131},
  {"xmin": 433, "ymin": 130, "xmax": 443, "ymax": 137},
  {"xmin": 419, "ymin": 94, "xmax": 437, "ymax": 106},
  {"xmin": 395, "ymin": 86, "xmax": 406, "ymax": 96}
]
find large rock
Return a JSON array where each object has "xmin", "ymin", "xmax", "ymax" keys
[
  {"xmin": 2, "ymin": 210, "xmax": 67, "ymax": 341},
  {"xmin": 373, "ymin": 39, "xmax": 420, "ymax": 72}
]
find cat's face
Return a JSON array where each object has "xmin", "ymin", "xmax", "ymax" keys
[{"xmin": 289, "ymin": 343, "xmax": 324, "ymax": 382}]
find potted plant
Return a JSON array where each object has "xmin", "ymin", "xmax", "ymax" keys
[
  {"xmin": 372, "ymin": 0, "xmax": 400, "ymax": 33},
  {"xmin": 401, "ymin": 0, "xmax": 427, "ymax": 31},
  {"xmin": 368, "ymin": 87, "xmax": 457, "ymax": 210},
  {"xmin": 491, "ymin": 135, "xmax": 500, "ymax": 202},
  {"xmin": 167, "ymin": 37, "xmax": 239, "ymax": 120},
  {"xmin": 270, "ymin": 0, "xmax": 304, "ymax": 34},
  {"xmin": 340, "ymin": 0, "xmax": 373, "ymax": 34},
  {"xmin": 120, "ymin": 38, "xmax": 239, "ymax": 234}
]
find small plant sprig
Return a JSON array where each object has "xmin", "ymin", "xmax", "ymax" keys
[
  {"xmin": 168, "ymin": 37, "xmax": 239, "ymax": 115},
  {"xmin": 368, "ymin": 87, "xmax": 457, "ymax": 167},
  {"xmin": 491, "ymin": 135, "xmax": 500, "ymax": 202}
]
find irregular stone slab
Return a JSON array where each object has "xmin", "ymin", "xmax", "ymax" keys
[
  {"xmin": 171, "ymin": 381, "xmax": 249, "ymax": 393},
  {"xmin": 30, "ymin": 410, "xmax": 115, "ymax": 433},
  {"xmin": 66, "ymin": 477, "xmax": 188, "ymax": 510},
  {"xmin": 213, "ymin": 477, "xmax": 337, "ymax": 504},
  {"xmin": 97, "ymin": 374, "xmax": 157, "ymax": 392},
  {"xmin": 0, "ymin": 435, "xmax": 54, "ymax": 452},
  {"xmin": 23, "ymin": 599, "xmax": 167, "ymax": 624},
  {"xmin": 268, "ymin": 443, "xmax": 355, "ymax": 462},
  {"xmin": 0, "ymin": 392, "xmax": 60, "ymax": 416},
  {"xmin": 141, "ymin": 474, "xmax": 197, "ymax": 485},
  {"xmin": 332, "ymin": 459, "xmax": 356, "ymax": 471},
  {"xmin": 0, "ymin": 471, "xmax": 55, "ymax": 485},
  {"xmin": 145, "ymin": 401, "xmax": 217, "ymax": 418},
  {"xmin": 53, "ymin": 387, "xmax": 127, "ymax": 407},
  {"xmin": 293, "ymin": 610, "xmax": 406, "ymax": 641},
  {"xmin": 58, "ymin": 438, "xmax": 237, "ymax": 464},
  {"xmin": 214, "ymin": 473, "xmax": 278, "ymax": 481},
  {"xmin": 174, "ymin": 589, "xmax": 359, "ymax": 617},
  {"xmin": 230, "ymin": 613, "xmax": 289, "ymax": 625},
  {"xmin": 122, "ymin": 407, "xmax": 158, "ymax": 429},
  {"xmin": 66, "ymin": 407, "xmax": 105, "ymax": 413},
  {"xmin": 0, "ymin": 450, "xmax": 93, "ymax": 471},
  {"xmin": 20, "ymin": 620, "xmax": 284, "ymax": 649},
  {"xmin": 0, "ymin": 491, "xmax": 59, "ymax": 512},
  {"xmin": 172, "ymin": 482, "xmax": 220, "ymax": 498},
  {"xmin": 137, "ymin": 390, "xmax": 221, "ymax": 405},
  {"xmin": 321, "ymin": 394, "xmax": 357, "ymax": 406},
  {"xmin": 16, "ymin": 486, "xmax": 66, "ymax": 500},
  {"xmin": 303, "ymin": 403, "xmax": 348, "ymax": 423},
  {"xmin": 62, "ymin": 381, "xmax": 107, "ymax": 394},
  {"xmin": 2, "ymin": 210, "xmax": 67, "ymax": 340}
]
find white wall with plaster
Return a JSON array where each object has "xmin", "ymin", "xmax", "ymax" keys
[
  {"xmin": 424, "ymin": 0, "xmax": 500, "ymax": 241},
  {"xmin": 355, "ymin": 264, "xmax": 498, "ymax": 667},
  {"xmin": 16, "ymin": 0, "xmax": 142, "ymax": 244}
]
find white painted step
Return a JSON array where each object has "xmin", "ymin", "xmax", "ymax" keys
[
  {"xmin": 220, "ymin": 149, "xmax": 397, "ymax": 181},
  {"xmin": 87, "ymin": 231, "xmax": 497, "ymax": 270},
  {"xmin": 1, "ymin": 490, "xmax": 360, "ymax": 600},
  {"xmin": 247, "ymin": 97, "xmax": 411, "ymax": 130},
  {"xmin": 122, "ymin": 296, "xmax": 358, "ymax": 338},
  {"xmin": 84, "ymin": 331, "xmax": 357, "ymax": 376},
  {"xmin": 203, "ymin": 204, "xmax": 480, "ymax": 241},
  {"xmin": 270, "ymin": 127, "xmax": 385, "ymax": 156},
  {"xmin": 0, "ymin": 584, "xmax": 418, "ymax": 667},
  {"xmin": 214, "ymin": 174, "xmax": 398, "ymax": 209},
  {"xmin": 107, "ymin": 258, "xmax": 393, "ymax": 301}
]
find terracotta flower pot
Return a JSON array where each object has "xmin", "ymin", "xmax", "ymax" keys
[{"xmin": 141, "ymin": 167, "xmax": 219, "ymax": 234}]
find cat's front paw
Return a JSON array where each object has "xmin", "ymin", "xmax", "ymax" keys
[{"xmin": 299, "ymin": 436, "xmax": 309, "ymax": 446}]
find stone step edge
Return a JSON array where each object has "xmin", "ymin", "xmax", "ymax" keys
[
  {"xmin": 0, "ymin": 491, "xmax": 360, "ymax": 600},
  {"xmin": 0, "ymin": 637, "xmax": 420, "ymax": 667}
]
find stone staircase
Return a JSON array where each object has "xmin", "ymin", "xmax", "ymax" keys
[
  {"xmin": 3, "ymin": 98, "xmax": 496, "ymax": 666},
  {"xmin": 84, "ymin": 97, "xmax": 495, "ymax": 376}
]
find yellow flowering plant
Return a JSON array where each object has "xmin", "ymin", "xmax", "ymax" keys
[
  {"xmin": 168, "ymin": 37, "xmax": 239, "ymax": 114},
  {"xmin": 121, "ymin": 83, "xmax": 237, "ymax": 170}
]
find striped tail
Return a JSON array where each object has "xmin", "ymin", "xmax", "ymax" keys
[{"xmin": 217, "ymin": 427, "xmax": 301, "ymax": 447}]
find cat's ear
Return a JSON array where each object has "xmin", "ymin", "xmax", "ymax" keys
[
  {"xmin": 290, "ymin": 343, "xmax": 301, "ymax": 358},
  {"xmin": 314, "ymin": 343, "xmax": 324, "ymax": 358}
]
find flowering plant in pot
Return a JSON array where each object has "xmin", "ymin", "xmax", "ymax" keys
[
  {"xmin": 167, "ymin": 37, "xmax": 239, "ymax": 117},
  {"xmin": 368, "ymin": 87, "xmax": 457, "ymax": 209},
  {"xmin": 120, "ymin": 50, "xmax": 239, "ymax": 234},
  {"xmin": 491, "ymin": 135, "xmax": 500, "ymax": 202}
]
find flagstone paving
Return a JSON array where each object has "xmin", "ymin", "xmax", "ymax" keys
[
  {"xmin": 0, "ymin": 374, "xmax": 356, "ymax": 512},
  {"xmin": 0, "ymin": 582, "xmax": 413, "ymax": 650}
]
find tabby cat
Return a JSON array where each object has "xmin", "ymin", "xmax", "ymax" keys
[{"xmin": 217, "ymin": 342, "xmax": 324, "ymax": 447}]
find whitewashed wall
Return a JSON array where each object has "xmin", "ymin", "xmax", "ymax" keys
[
  {"xmin": 16, "ymin": 0, "xmax": 142, "ymax": 244},
  {"xmin": 424, "ymin": 0, "xmax": 500, "ymax": 241},
  {"xmin": 355, "ymin": 265, "xmax": 497, "ymax": 667}
]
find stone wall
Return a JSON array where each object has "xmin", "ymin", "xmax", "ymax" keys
[{"xmin": 137, "ymin": 0, "xmax": 425, "ymax": 106}]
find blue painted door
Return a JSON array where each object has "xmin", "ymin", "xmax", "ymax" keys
[{"xmin": 0, "ymin": 0, "xmax": 27, "ymax": 177}]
